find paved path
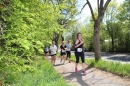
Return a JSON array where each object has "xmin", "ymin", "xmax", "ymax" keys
[
  {"xmin": 51, "ymin": 58, "xmax": 130, "ymax": 86},
  {"xmin": 70, "ymin": 51, "xmax": 130, "ymax": 64},
  {"xmin": 84, "ymin": 52, "xmax": 130, "ymax": 64}
]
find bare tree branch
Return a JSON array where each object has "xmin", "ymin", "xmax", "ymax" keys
[
  {"xmin": 102, "ymin": 0, "xmax": 111, "ymax": 14},
  {"xmin": 97, "ymin": 0, "xmax": 100, "ymax": 16},
  {"xmin": 86, "ymin": 0, "xmax": 95, "ymax": 21},
  {"xmin": 100, "ymin": 0, "xmax": 104, "ymax": 10},
  {"xmin": 98, "ymin": 0, "xmax": 111, "ymax": 21},
  {"xmin": 80, "ymin": 2, "xmax": 87, "ymax": 13}
]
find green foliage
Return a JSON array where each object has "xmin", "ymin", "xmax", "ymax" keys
[
  {"xmin": 0, "ymin": 0, "xmax": 77, "ymax": 85},
  {"xmin": 100, "ymin": 0, "xmax": 130, "ymax": 52},
  {"xmin": 80, "ymin": 22, "xmax": 94, "ymax": 51},
  {"xmin": 2, "ymin": 56, "xmax": 69, "ymax": 86}
]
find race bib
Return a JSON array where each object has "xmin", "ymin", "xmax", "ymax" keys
[
  {"xmin": 77, "ymin": 48, "xmax": 82, "ymax": 52},
  {"xmin": 62, "ymin": 50, "xmax": 65, "ymax": 52}
]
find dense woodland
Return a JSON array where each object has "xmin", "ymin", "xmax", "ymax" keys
[{"xmin": 0, "ymin": 0, "xmax": 130, "ymax": 85}]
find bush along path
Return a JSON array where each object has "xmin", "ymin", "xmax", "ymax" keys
[
  {"xmin": 2, "ymin": 56, "xmax": 70, "ymax": 86},
  {"xmin": 46, "ymin": 56, "xmax": 130, "ymax": 86}
]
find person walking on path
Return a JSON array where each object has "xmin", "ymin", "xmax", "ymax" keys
[
  {"xmin": 74, "ymin": 33, "xmax": 86, "ymax": 74},
  {"xmin": 50, "ymin": 40, "xmax": 57, "ymax": 66},
  {"xmin": 44, "ymin": 46, "xmax": 49, "ymax": 57},
  {"xmin": 66, "ymin": 40, "xmax": 71, "ymax": 63},
  {"xmin": 60, "ymin": 41, "xmax": 67, "ymax": 65}
]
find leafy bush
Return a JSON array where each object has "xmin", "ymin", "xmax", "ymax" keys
[{"xmin": 2, "ymin": 56, "xmax": 70, "ymax": 86}]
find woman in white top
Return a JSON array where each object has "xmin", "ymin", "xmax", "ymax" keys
[{"xmin": 50, "ymin": 40, "xmax": 57, "ymax": 66}]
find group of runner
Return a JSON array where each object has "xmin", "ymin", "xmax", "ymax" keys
[
  {"xmin": 44, "ymin": 33, "xmax": 86, "ymax": 74},
  {"xmin": 44, "ymin": 40, "xmax": 71, "ymax": 65}
]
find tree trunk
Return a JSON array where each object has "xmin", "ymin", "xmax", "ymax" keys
[
  {"xmin": 53, "ymin": 32, "xmax": 59, "ymax": 47},
  {"xmin": 94, "ymin": 20, "xmax": 101, "ymax": 61},
  {"xmin": 84, "ymin": 0, "xmax": 111, "ymax": 62},
  {"xmin": 111, "ymin": 35, "xmax": 114, "ymax": 52}
]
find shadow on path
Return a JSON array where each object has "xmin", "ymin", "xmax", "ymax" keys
[
  {"xmin": 63, "ymin": 70, "xmax": 89, "ymax": 86},
  {"xmin": 63, "ymin": 65, "xmax": 95, "ymax": 86}
]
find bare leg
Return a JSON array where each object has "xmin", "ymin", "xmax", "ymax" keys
[
  {"xmin": 82, "ymin": 63, "xmax": 85, "ymax": 71},
  {"xmin": 51, "ymin": 56, "xmax": 53, "ymax": 63},
  {"xmin": 53, "ymin": 55, "xmax": 56, "ymax": 65},
  {"xmin": 61, "ymin": 56, "xmax": 63, "ymax": 62},
  {"xmin": 75, "ymin": 63, "xmax": 78, "ymax": 68},
  {"xmin": 46, "ymin": 52, "xmax": 49, "ymax": 56},
  {"xmin": 75, "ymin": 63, "xmax": 78, "ymax": 72},
  {"xmin": 68, "ymin": 58, "xmax": 71, "ymax": 63},
  {"xmin": 63, "ymin": 55, "xmax": 66, "ymax": 64}
]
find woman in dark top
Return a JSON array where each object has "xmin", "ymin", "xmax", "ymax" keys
[
  {"xmin": 60, "ymin": 41, "xmax": 67, "ymax": 65},
  {"xmin": 74, "ymin": 33, "xmax": 86, "ymax": 74}
]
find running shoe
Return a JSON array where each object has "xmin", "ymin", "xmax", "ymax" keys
[
  {"xmin": 83, "ymin": 70, "xmax": 86, "ymax": 74},
  {"xmin": 62, "ymin": 62, "xmax": 65, "ymax": 65},
  {"xmin": 75, "ymin": 67, "xmax": 78, "ymax": 72}
]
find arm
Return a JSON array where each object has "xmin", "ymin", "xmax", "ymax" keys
[
  {"xmin": 60, "ymin": 45, "xmax": 62, "ymax": 50},
  {"xmin": 75, "ymin": 39, "xmax": 84, "ymax": 48},
  {"xmin": 50, "ymin": 47, "xmax": 53, "ymax": 52},
  {"xmin": 56, "ymin": 46, "xmax": 58, "ymax": 52},
  {"xmin": 64, "ymin": 45, "xmax": 67, "ymax": 50}
]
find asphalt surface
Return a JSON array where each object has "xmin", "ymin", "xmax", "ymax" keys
[
  {"xmin": 53, "ymin": 58, "xmax": 130, "ymax": 86},
  {"xmin": 84, "ymin": 52, "xmax": 130, "ymax": 64},
  {"xmin": 46, "ymin": 52, "xmax": 130, "ymax": 86}
]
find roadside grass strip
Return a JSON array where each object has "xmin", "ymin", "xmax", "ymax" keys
[{"xmin": 70, "ymin": 54, "xmax": 130, "ymax": 78}]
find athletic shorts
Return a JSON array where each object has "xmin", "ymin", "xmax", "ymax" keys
[
  {"xmin": 51, "ymin": 54, "xmax": 56, "ymax": 56},
  {"xmin": 60, "ymin": 52, "xmax": 66, "ymax": 56}
]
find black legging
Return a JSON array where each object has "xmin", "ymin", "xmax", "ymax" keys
[
  {"xmin": 75, "ymin": 52, "xmax": 85, "ymax": 63},
  {"xmin": 66, "ymin": 51, "xmax": 71, "ymax": 59}
]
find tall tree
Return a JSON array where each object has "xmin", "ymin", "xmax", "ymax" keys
[
  {"xmin": 45, "ymin": 0, "xmax": 78, "ymax": 45},
  {"xmin": 104, "ymin": 0, "xmax": 119, "ymax": 52},
  {"xmin": 81, "ymin": 0, "xmax": 111, "ymax": 61},
  {"xmin": 117, "ymin": 0, "xmax": 130, "ymax": 51}
]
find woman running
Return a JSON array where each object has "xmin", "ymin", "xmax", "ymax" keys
[
  {"xmin": 60, "ymin": 41, "xmax": 67, "ymax": 65},
  {"xmin": 66, "ymin": 40, "xmax": 71, "ymax": 63},
  {"xmin": 74, "ymin": 33, "xmax": 86, "ymax": 74},
  {"xmin": 50, "ymin": 40, "xmax": 57, "ymax": 66},
  {"xmin": 44, "ymin": 46, "xmax": 49, "ymax": 57}
]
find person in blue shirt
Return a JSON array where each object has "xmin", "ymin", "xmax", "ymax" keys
[
  {"xmin": 66, "ymin": 40, "xmax": 71, "ymax": 63},
  {"xmin": 44, "ymin": 46, "xmax": 49, "ymax": 57}
]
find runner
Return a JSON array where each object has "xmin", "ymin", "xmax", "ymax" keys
[
  {"xmin": 44, "ymin": 46, "xmax": 49, "ymax": 57},
  {"xmin": 50, "ymin": 40, "xmax": 57, "ymax": 66},
  {"xmin": 60, "ymin": 41, "xmax": 67, "ymax": 65},
  {"xmin": 66, "ymin": 40, "xmax": 71, "ymax": 63},
  {"xmin": 74, "ymin": 33, "xmax": 86, "ymax": 74}
]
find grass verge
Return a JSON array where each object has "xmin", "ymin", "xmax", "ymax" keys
[
  {"xmin": 2, "ymin": 55, "xmax": 70, "ymax": 86},
  {"xmin": 70, "ymin": 54, "xmax": 130, "ymax": 78}
]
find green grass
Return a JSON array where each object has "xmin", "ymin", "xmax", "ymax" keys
[
  {"xmin": 2, "ymin": 55, "xmax": 71, "ymax": 86},
  {"xmin": 70, "ymin": 54, "xmax": 130, "ymax": 78}
]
